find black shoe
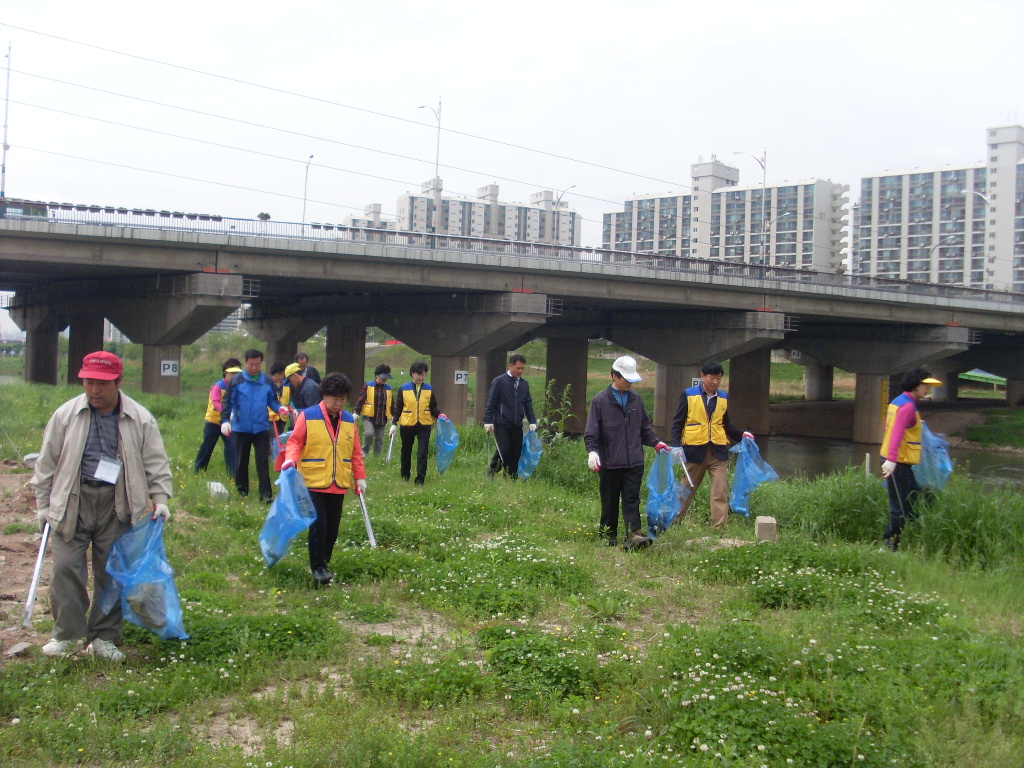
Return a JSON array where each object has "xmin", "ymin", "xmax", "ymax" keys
[
  {"xmin": 607, "ymin": 538, "xmax": 619, "ymax": 547},
  {"xmin": 414, "ymin": 477, "xmax": 425, "ymax": 486},
  {"xmin": 623, "ymin": 532, "xmax": 653, "ymax": 552},
  {"xmin": 312, "ymin": 567, "xmax": 332, "ymax": 585}
]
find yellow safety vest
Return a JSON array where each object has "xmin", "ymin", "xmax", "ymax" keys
[
  {"xmin": 880, "ymin": 393, "xmax": 922, "ymax": 465},
  {"xmin": 204, "ymin": 380, "xmax": 229, "ymax": 425},
  {"xmin": 361, "ymin": 382, "xmax": 393, "ymax": 419},
  {"xmin": 297, "ymin": 405, "xmax": 356, "ymax": 490},
  {"xmin": 682, "ymin": 385, "xmax": 729, "ymax": 446},
  {"xmin": 397, "ymin": 384, "xmax": 436, "ymax": 427}
]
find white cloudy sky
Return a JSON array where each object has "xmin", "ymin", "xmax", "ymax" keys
[{"xmin": 1, "ymin": 0, "xmax": 1021, "ymax": 255}]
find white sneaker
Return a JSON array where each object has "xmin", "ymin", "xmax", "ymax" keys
[
  {"xmin": 87, "ymin": 638, "xmax": 125, "ymax": 662},
  {"xmin": 41, "ymin": 637, "xmax": 84, "ymax": 657}
]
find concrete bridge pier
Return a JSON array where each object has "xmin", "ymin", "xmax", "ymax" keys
[
  {"xmin": 804, "ymin": 362, "xmax": 834, "ymax": 401},
  {"xmin": 606, "ymin": 310, "xmax": 788, "ymax": 439},
  {"xmin": 325, "ymin": 324, "xmax": 366, "ymax": 383},
  {"xmin": 926, "ymin": 361, "xmax": 962, "ymax": 402},
  {"xmin": 791, "ymin": 324, "xmax": 975, "ymax": 444},
  {"xmin": 104, "ymin": 274, "xmax": 246, "ymax": 396},
  {"xmin": 10, "ymin": 302, "xmax": 68, "ymax": 386},
  {"xmin": 245, "ymin": 317, "xmax": 324, "ymax": 368},
  {"xmin": 544, "ymin": 337, "xmax": 589, "ymax": 434},
  {"xmin": 474, "ymin": 348, "xmax": 509, "ymax": 427},
  {"xmin": 378, "ymin": 293, "xmax": 552, "ymax": 425},
  {"xmin": 67, "ymin": 312, "xmax": 106, "ymax": 385},
  {"xmin": 1007, "ymin": 380, "xmax": 1024, "ymax": 407}
]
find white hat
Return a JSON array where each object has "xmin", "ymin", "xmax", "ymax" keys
[{"xmin": 612, "ymin": 355, "xmax": 642, "ymax": 383}]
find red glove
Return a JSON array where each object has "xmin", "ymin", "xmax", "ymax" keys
[
  {"xmin": 438, "ymin": 413, "xmax": 447, "ymax": 420},
  {"xmin": 654, "ymin": 442, "xmax": 669, "ymax": 453},
  {"xmin": 281, "ymin": 460, "xmax": 296, "ymax": 471}
]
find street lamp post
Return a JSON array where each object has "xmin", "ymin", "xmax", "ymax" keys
[
  {"xmin": 733, "ymin": 149, "xmax": 767, "ymax": 260},
  {"xmin": 553, "ymin": 184, "xmax": 576, "ymax": 246},
  {"xmin": 418, "ymin": 99, "xmax": 442, "ymax": 234},
  {"xmin": 963, "ymin": 189, "xmax": 996, "ymax": 287},
  {"xmin": 302, "ymin": 154, "xmax": 314, "ymax": 224},
  {"xmin": 765, "ymin": 211, "xmax": 793, "ymax": 263}
]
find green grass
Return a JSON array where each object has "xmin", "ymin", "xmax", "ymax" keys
[
  {"xmin": 1, "ymin": 373, "xmax": 1023, "ymax": 766},
  {"xmin": 964, "ymin": 407, "xmax": 1024, "ymax": 448}
]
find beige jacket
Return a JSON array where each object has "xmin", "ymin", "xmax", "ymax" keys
[{"xmin": 32, "ymin": 392, "xmax": 174, "ymax": 542}]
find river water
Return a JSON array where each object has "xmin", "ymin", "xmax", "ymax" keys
[{"xmin": 759, "ymin": 435, "xmax": 1024, "ymax": 487}]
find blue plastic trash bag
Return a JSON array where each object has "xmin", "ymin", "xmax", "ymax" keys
[
  {"xmin": 435, "ymin": 415, "xmax": 459, "ymax": 476},
  {"xmin": 517, "ymin": 430, "xmax": 544, "ymax": 480},
  {"xmin": 99, "ymin": 517, "xmax": 188, "ymax": 640},
  {"xmin": 913, "ymin": 422, "xmax": 954, "ymax": 490},
  {"xmin": 259, "ymin": 467, "xmax": 317, "ymax": 567},
  {"xmin": 646, "ymin": 450, "xmax": 682, "ymax": 537},
  {"xmin": 728, "ymin": 435, "xmax": 779, "ymax": 517}
]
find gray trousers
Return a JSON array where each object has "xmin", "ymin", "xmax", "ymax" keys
[
  {"xmin": 362, "ymin": 419, "xmax": 387, "ymax": 457},
  {"xmin": 49, "ymin": 482, "xmax": 131, "ymax": 644}
]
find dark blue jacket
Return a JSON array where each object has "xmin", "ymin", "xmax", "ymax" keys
[
  {"xmin": 584, "ymin": 386, "xmax": 658, "ymax": 469},
  {"xmin": 484, "ymin": 373, "xmax": 536, "ymax": 427}
]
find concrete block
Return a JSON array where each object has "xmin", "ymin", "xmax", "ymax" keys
[
  {"xmin": 208, "ymin": 481, "xmax": 229, "ymax": 501},
  {"xmin": 755, "ymin": 516, "xmax": 778, "ymax": 543}
]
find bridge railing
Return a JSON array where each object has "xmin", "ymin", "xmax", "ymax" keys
[{"xmin": 5, "ymin": 201, "xmax": 1022, "ymax": 307}]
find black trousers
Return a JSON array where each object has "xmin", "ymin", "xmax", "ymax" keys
[
  {"xmin": 194, "ymin": 420, "xmax": 237, "ymax": 476},
  {"xmin": 490, "ymin": 423, "xmax": 524, "ymax": 478},
  {"xmin": 599, "ymin": 465, "xmax": 644, "ymax": 539},
  {"xmin": 400, "ymin": 424, "xmax": 432, "ymax": 483},
  {"xmin": 235, "ymin": 430, "xmax": 273, "ymax": 501},
  {"xmin": 884, "ymin": 462, "xmax": 920, "ymax": 547},
  {"xmin": 308, "ymin": 491, "xmax": 345, "ymax": 571}
]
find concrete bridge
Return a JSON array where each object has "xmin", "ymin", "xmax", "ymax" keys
[{"xmin": 3, "ymin": 205, "xmax": 1023, "ymax": 444}]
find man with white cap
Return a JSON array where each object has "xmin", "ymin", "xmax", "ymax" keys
[
  {"xmin": 584, "ymin": 355, "xmax": 668, "ymax": 550},
  {"xmin": 670, "ymin": 360, "xmax": 751, "ymax": 529},
  {"xmin": 33, "ymin": 351, "xmax": 173, "ymax": 661},
  {"xmin": 879, "ymin": 367, "xmax": 942, "ymax": 551}
]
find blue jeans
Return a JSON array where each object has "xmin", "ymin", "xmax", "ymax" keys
[{"xmin": 194, "ymin": 420, "xmax": 237, "ymax": 476}]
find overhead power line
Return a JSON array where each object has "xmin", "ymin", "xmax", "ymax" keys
[
  {"xmin": 11, "ymin": 68, "xmax": 630, "ymax": 207},
  {"xmin": 0, "ymin": 22, "xmax": 689, "ymax": 189}
]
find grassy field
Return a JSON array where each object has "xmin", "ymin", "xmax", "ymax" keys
[{"xmin": 1, "ymin": 374, "xmax": 1023, "ymax": 767}]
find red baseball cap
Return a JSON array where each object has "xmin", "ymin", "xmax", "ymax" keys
[{"xmin": 78, "ymin": 351, "xmax": 124, "ymax": 381}]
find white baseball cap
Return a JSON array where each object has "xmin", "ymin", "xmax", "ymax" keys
[{"xmin": 612, "ymin": 355, "xmax": 642, "ymax": 383}]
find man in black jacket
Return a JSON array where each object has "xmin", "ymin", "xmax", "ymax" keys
[
  {"xmin": 584, "ymin": 356, "xmax": 668, "ymax": 550},
  {"xmin": 285, "ymin": 362, "xmax": 322, "ymax": 425},
  {"xmin": 483, "ymin": 354, "xmax": 537, "ymax": 478}
]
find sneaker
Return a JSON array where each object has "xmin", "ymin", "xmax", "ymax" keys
[
  {"xmin": 41, "ymin": 637, "xmax": 84, "ymax": 657},
  {"xmin": 623, "ymin": 532, "xmax": 653, "ymax": 552},
  {"xmin": 87, "ymin": 638, "xmax": 125, "ymax": 662}
]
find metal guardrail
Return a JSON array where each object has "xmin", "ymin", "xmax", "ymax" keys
[{"xmin": 3, "ymin": 202, "xmax": 1022, "ymax": 308}]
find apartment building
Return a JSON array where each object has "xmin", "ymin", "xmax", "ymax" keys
[
  {"xmin": 603, "ymin": 158, "xmax": 848, "ymax": 272},
  {"xmin": 853, "ymin": 125, "xmax": 1024, "ymax": 289},
  {"xmin": 350, "ymin": 180, "xmax": 581, "ymax": 245}
]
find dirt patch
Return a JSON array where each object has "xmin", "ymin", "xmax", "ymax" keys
[{"xmin": 0, "ymin": 461, "xmax": 52, "ymax": 663}]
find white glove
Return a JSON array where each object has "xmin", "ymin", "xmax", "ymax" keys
[
  {"xmin": 742, "ymin": 431, "xmax": 754, "ymax": 440},
  {"xmin": 587, "ymin": 451, "xmax": 601, "ymax": 472},
  {"xmin": 388, "ymin": 424, "xmax": 397, "ymax": 437},
  {"xmin": 484, "ymin": 424, "xmax": 494, "ymax": 433},
  {"xmin": 36, "ymin": 507, "xmax": 49, "ymax": 532},
  {"xmin": 355, "ymin": 478, "xmax": 367, "ymax": 495},
  {"xmin": 220, "ymin": 422, "xmax": 232, "ymax": 437},
  {"xmin": 529, "ymin": 424, "xmax": 537, "ymax": 432},
  {"xmin": 281, "ymin": 459, "xmax": 296, "ymax": 471},
  {"xmin": 881, "ymin": 460, "xmax": 896, "ymax": 479},
  {"xmin": 152, "ymin": 503, "xmax": 171, "ymax": 522}
]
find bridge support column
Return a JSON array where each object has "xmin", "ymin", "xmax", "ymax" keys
[
  {"xmin": 67, "ymin": 312, "xmax": 106, "ymax": 385},
  {"xmin": 729, "ymin": 348, "xmax": 772, "ymax": 436},
  {"xmin": 653, "ymin": 363, "xmax": 699, "ymax": 439},
  {"xmin": 141, "ymin": 345, "xmax": 182, "ymax": 395},
  {"xmin": 10, "ymin": 302, "xmax": 68, "ymax": 386},
  {"xmin": 326, "ymin": 324, "xmax": 365, "ymax": 382},
  {"xmin": 245, "ymin": 317, "xmax": 324, "ymax": 369},
  {"xmin": 926, "ymin": 361, "xmax": 961, "ymax": 402},
  {"xmin": 853, "ymin": 374, "xmax": 886, "ymax": 445},
  {"xmin": 430, "ymin": 355, "xmax": 471, "ymax": 425},
  {"xmin": 474, "ymin": 348, "xmax": 508, "ymax": 426},
  {"xmin": 546, "ymin": 338, "xmax": 589, "ymax": 434},
  {"xmin": 804, "ymin": 363, "xmax": 834, "ymax": 402},
  {"xmin": 1006, "ymin": 379, "xmax": 1024, "ymax": 407}
]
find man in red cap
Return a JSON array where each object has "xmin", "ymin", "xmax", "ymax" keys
[{"xmin": 32, "ymin": 351, "xmax": 173, "ymax": 661}]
